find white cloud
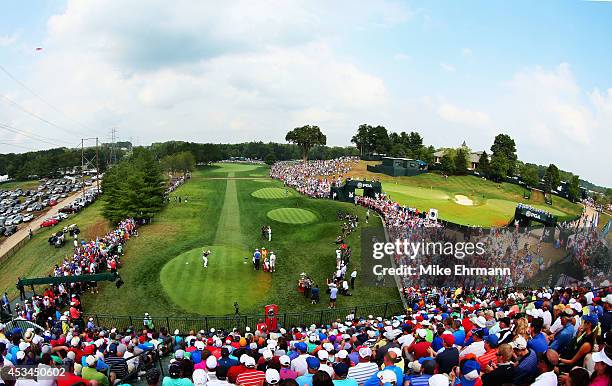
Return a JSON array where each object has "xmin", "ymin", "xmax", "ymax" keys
[
  {"xmin": 394, "ymin": 53, "xmax": 411, "ymax": 61},
  {"xmin": 439, "ymin": 62, "xmax": 456, "ymax": 72},
  {"xmin": 437, "ymin": 103, "xmax": 492, "ymax": 128},
  {"xmin": 462, "ymin": 48, "xmax": 472, "ymax": 56},
  {"xmin": 0, "ymin": 34, "xmax": 17, "ymax": 46}
]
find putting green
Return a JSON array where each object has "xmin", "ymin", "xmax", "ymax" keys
[
  {"xmin": 382, "ymin": 183, "xmax": 449, "ymax": 200},
  {"xmin": 160, "ymin": 245, "xmax": 271, "ymax": 315},
  {"xmin": 252, "ymin": 187, "xmax": 293, "ymax": 199},
  {"xmin": 267, "ymin": 208, "xmax": 318, "ymax": 224}
]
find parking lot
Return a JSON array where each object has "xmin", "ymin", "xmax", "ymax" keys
[{"xmin": 0, "ymin": 176, "xmax": 99, "ymax": 239}]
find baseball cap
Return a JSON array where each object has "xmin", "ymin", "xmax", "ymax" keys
[
  {"xmin": 317, "ymin": 350, "xmax": 329, "ymax": 361},
  {"xmin": 582, "ymin": 314, "xmax": 599, "ymax": 325},
  {"xmin": 244, "ymin": 356, "xmax": 256, "ymax": 368},
  {"xmin": 306, "ymin": 357, "xmax": 320, "ymax": 370},
  {"xmin": 485, "ymin": 334, "xmax": 499, "ymax": 348},
  {"xmin": 336, "ymin": 349, "xmax": 348, "ymax": 359},
  {"xmin": 429, "ymin": 374, "xmax": 450, "ymax": 386},
  {"xmin": 511, "ymin": 336, "xmax": 527, "ymax": 350},
  {"xmin": 279, "ymin": 355, "xmax": 291, "ymax": 366},
  {"xmin": 358, "ymin": 347, "xmax": 372, "ymax": 358},
  {"xmin": 266, "ymin": 369, "xmax": 280, "ymax": 385},
  {"xmin": 333, "ymin": 362, "xmax": 349, "ymax": 377},
  {"xmin": 295, "ymin": 342, "xmax": 308, "ymax": 352},
  {"xmin": 206, "ymin": 355, "xmax": 218, "ymax": 369},
  {"xmin": 592, "ymin": 350, "xmax": 612, "ymax": 366},
  {"xmin": 442, "ymin": 333, "xmax": 455, "ymax": 346},
  {"xmin": 377, "ymin": 370, "xmax": 397, "ymax": 384},
  {"xmin": 193, "ymin": 369, "xmax": 208, "ymax": 386}
]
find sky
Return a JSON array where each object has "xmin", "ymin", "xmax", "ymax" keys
[{"xmin": 0, "ymin": 0, "xmax": 610, "ymax": 187}]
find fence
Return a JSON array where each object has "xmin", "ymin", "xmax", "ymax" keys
[{"xmin": 89, "ymin": 301, "xmax": 406, "ymax": 333}]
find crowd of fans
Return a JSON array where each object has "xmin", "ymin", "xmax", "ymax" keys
[
  {"xmin": 1, "ymin": 286, "xmax": 611, "ymax": 385},
  {"xmin": 270, "ymin": 158, "xmax": 356, "ymax": 198},
  {"xmin": 11, "ymin": 218, "xmax": 138, "ymax": 326}
]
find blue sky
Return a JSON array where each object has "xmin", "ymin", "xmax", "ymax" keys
[{"xmin": 0, "ymin": 1, "xmax": 610, "ymax": 186}]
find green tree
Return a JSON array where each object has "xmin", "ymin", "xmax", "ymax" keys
[
  {"xmin": 285, "ymin": 125, "xmax": 327, "ymax": 161},
  {"xmin": 418, "ymin": 145, "xmax": 436, "ymax": 165},
  {"xmin": 440, "ymin": 153, "xmax": 455, "ymax": 175},
  {"xmin": 521, "ymin": 164, "xmax": 540, "ymax": 188},
  {"xmin": 543, "ymin": 164, "xmax": 560, "ymax": 193},
  {"xmin": 490, "ymin": 133, "xmax": 518, "ymax": 176},
  {"xmin": 351, "ymin": 124, "xmax": 371, "ymax": 156},
  {"xmin": 489, "ymin": 154, "xmax": 509, "ymax": 181},
  {"xmin": 477, "ymin": 151, "xmax": 490, "ymax": 177},
  {"xmin": 404, "ymin": 131, "xmax": 423, "ymax": 158},
  {"xmin": 264, "ymin": 153, "xmax": 277, "ymax": 165},
  {"xmin": 567, "ymin": 175, "xmax": 580, "ymax": 202},
  {"xmin": 454, "ymin": 148, "xmax": 468, "ymax": 175}
]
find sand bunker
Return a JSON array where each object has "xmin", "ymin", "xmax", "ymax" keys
[{"xmin": 455, "ymin": 194, "xmax": 474, "ymax": 206}]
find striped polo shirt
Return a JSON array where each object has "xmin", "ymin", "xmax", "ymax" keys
[
  {"xmin": 347, "ymin": 361, "xmax": 379, "ymax": 385},
  {"xmin": 236, "ymin": 368, "xmax": 266, "ymax": 386}
]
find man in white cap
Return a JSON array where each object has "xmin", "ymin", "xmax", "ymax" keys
[
  {"xmin": 268, "ymin": 251, "xmax": 276, "ymax": 273},
  {"xmin": 279, "ymin": 355, "xmax": 298, "ymax": 380},
  {"xmin": 348, "ymin": 346, "xmax": 378, "ymax": 385},
  {"xmin": 317, "ymin": 350, "xmax": 334, "ymax": 377},
  {"xmin": 82, "ymin": 355, "xmax": 110, "ymax": 386},
  {"xmin": 236, "ymin": 356, "xmax": 265, "ymax": 386},
  {"xmin": 376, "ymin": 369, "xmax": 396, "ymax": 386}
]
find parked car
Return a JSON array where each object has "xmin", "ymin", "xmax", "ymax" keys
[
  {"xmin": 4, "ymin": 225, "xmax": 17, "ymax": 236},
  {"xmin": 22, "ymin": 213, "xmax": 34, "ymax": 222},
  {"xmin": 40, "ymin": 218, "xmax": 58, "ymax": 228}
]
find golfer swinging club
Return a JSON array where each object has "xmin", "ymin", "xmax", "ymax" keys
[{"xmin": 202, "ymin": 249, "xmax": 211, "ymax": 268}]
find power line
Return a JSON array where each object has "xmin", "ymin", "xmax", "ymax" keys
[
  {"xmin": 0, "ymin": 141, "xmax": 37, "ymax": 151},
  {"xmin": 0, "ymin": 122, "xmax": 67, "ymax": 148},
  {"xmin": 0, "ymin": 64, "xmax": 98, "ymax": 136},
  {"xmin": 0, "ymin": 94, "xmax": 83, "ymax": 137}
]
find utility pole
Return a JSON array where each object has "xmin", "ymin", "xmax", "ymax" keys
[{"xmin": 81, "ymin": 138, "xmax": 100, "ymax": 198}]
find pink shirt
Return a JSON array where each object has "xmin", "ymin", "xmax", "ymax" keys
[{"xmin": 280, "ymin": 368, "xmax": 298, "ymax": 380}]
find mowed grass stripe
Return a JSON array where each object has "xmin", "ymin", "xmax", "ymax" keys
[
  {"xmin": 214, "ymin": 172, "xmax": 241, "ymax": 246},
  {"xmin": 267, "ymin": 208, "xmax": 317, "ymax": 224},
  {"xmin": 251, "ymin": 187, "xmax": 291, "ymax": 199}
]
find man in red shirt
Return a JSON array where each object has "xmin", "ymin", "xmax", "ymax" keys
[
  {"xmin": 407, "ymin": 329, "xmax": 431, "ymax": 360},
  {"xmin": 228, "ymin": 355, "xmax": 249, "ymax": 384},
  {"xmin": 236, "ymin": 356, "xmax": 265, "ymax": 386}
]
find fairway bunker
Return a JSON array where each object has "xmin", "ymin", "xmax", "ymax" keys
[
  {"xmin": 267, "ymin": 208, "xmax": 318, "ymax": 224},
  {"xmin": 454, "ymin": 194, "xmax": 474, "ymax": 206},
  {"xmin": 252, "ymin": 187, "xmax": 292, "ymax": 199}
]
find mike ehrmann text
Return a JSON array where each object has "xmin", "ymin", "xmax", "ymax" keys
[{"xmin": 373, "ymin": 264, "xmax": 512, "ymax": 276}]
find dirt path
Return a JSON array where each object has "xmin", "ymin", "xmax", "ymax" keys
[{"xmin": 0, "ymin": 192, "xmax": 84, "ymax": 259}]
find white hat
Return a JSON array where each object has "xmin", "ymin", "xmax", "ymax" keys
[
  {"xmin": 323, "ymin": 342, "xmax": 334, "ymax": 352},
  {"xmin": 384, "ymin": 331, "xmax": 395, "ymax": 340},
  {"xmin": 428, "ymin": 374, "xmax": 450, "ymax": 386},
  {"xmin": 67, "ymin": 351, "xmax": 76, "ymax": 360},
  {"xmin": 263, "ymin": 349, "xmax": 273, "ymax": 360},
  {"xmin": 249, "ymin": 342, "xmax": 258, "ymax": 350},
  {"xmin": 206, "ymin": 355, "xmax": 218, "ymax": 369},
  {"xmin": 19, "ymin": 342, "xmax": 29, "ymax": 351},
  {"xmin": 336, "ymin": 349, "xmax": 348, "ymax": 359},
  {"xmin": 377, "ymin": 370, "xmax": 397, "ymax": 384},
  {"xmin": 388, "ymin": 347, "xmax": 402, "ymax": 357},
  {"xmin": 317, "ymin": 350, "xmax": 329, "ymax": 361},
  {"xmin": 279, "ymin": 355, "xmax": 291, "ymax": 366},
  {"xmin": 175, "ymin": 349, "xmax": 185, "ymax": 359},
  {"xmin": 358, "ymin": 347, "xmax": 372, "ymax": 358},
  {"xmin": 71, "ymin": 336, "xmax": 80, "ymax": 347},
  {"xmin": 592, "ymin": 350, "xmax": 612, "ymax": 366},
  {"xmin": 193, "ymin": 369, "xmax": 208, "ymax": 386},
  {"xmin": 195, "ymin": 341, "xmax": 205, "ymax": 350},
  {"xmin": 244, "ymin": 356, "xmax": 256, "ymax": 368},
  {"xmin": 511, "ymin": 336, "xmax": 527, "ymax": 350},
  {"xmin": 85, "ymin": 355, "xmax": 96, "ymax": 366},
  {"xmin": 265, "ymin": 369, "xmax": 280, "ymax": 385},
  {"xmin": 603, "ymin": 294, "xmax": 612, "ymax": 304},
  {"xmin": 416, "ymin": 329, "xmax": 427, "ymax": 339},
  {"xmin": 475, "ymin": 316, "xmax": 487, "ymax": 328},
  {"xmin": 16, "ymin": 351, "xmax": 26, "ymax": 360},
  {"xmin": 174, "ymin": 329, "xmax": 180, "ymax": 335}
]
